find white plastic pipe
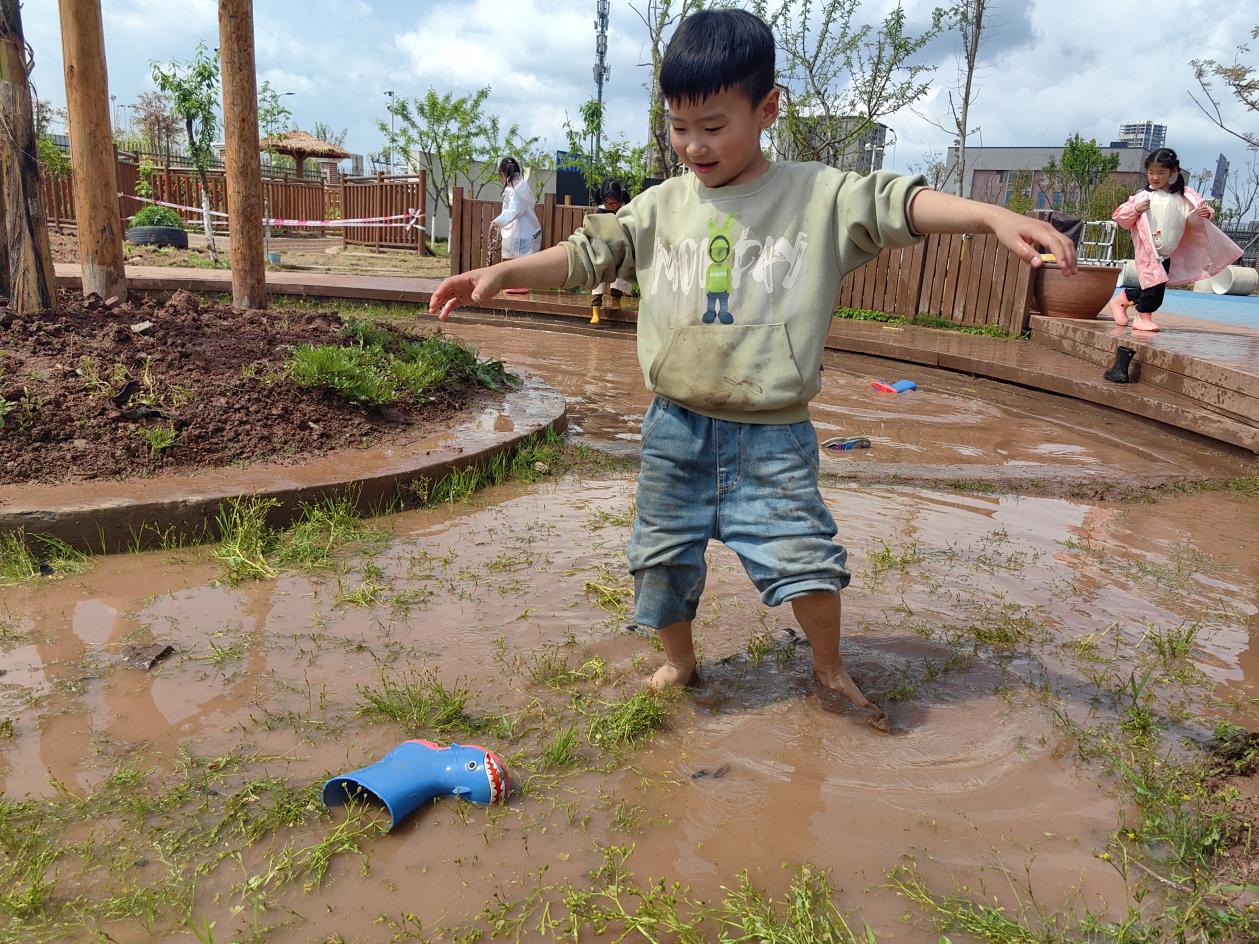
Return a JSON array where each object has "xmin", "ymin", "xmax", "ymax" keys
[{"xmin": 1209, "ymin": 265, "xmax": 1259, "ymax": 296}]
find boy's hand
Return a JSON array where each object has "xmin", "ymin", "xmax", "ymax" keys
[
  {"xmin": 988, "ymin": 213, "xmax": 1078, "ymax": 276},
  {"xmin": 429, "ymin": 267, "xmax": 504, "ymax": 321}
]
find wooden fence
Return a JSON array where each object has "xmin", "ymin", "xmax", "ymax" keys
[
  {"xmin": 450, "ymin": 188, "xmax": 1036, "ymax": 332},
  {"xmin": 340, "ymin": 171, "xmax": 429, "ymax": 253},
  {"xmin": 450, "ymin": 189, "xmax": 589, "ymax": 273},
  {"xmin": 42, "ymin": 156, "xmax": 333, "ymax": 236}
]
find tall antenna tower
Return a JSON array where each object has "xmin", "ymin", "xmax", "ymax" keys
[{"xmin": 593, "ymin": 0, "xmax": 611, "ymax": 166}]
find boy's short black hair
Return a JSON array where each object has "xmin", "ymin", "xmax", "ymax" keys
[{"xmin": 660, "ymin": 9, "xmax": 775, "ymax": 108}]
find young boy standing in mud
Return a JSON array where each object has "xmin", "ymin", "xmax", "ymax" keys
[{"xmin": 430, "ymin": 9, "xmax": 1076, "ymax": 728}]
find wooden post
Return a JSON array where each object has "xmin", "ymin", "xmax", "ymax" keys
[
  {"xmin": 0, "ymin": 0, "xmax": 56, "ymax": 311},
  {"xmin": 58, "ymin": 0, "xmax": 126, "ymax": 301},
  {"xmin": 218, "ymin": 0, "xmax": 266, "ymax": 309},
  {"xmin": 339, "ymin": 177, "xmax": 347, "ymax": 249},
  {"xmin": 449, "ymin": 186, "xmax": 463, "ymax": 275}
]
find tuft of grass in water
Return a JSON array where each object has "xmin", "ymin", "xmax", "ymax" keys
[
  {"xmin": 0, "ymin": 530, "xmax": 91, "ymax": 584},
  {"xmin": 586, "ymin": 689, "xmax": 672, "ymax": 751},
  {"xmin": 271, "ymin": 493, "xmax": 380, "ymax": 569},
  {"xmin": 213, "ymin": 491, "xmax": 380, "ymax": 583},
  {"xmin": 213, "ymin": 496, "xmax": 280, "ymax": 583},
  {"xmin": 584, "ymin": 563, "xmax": 634, "ymax": 618},
  {"xmin": 357, "ymin": 671, "xmax": 497, "ymax": 738},
  {"xmin": 869, "ymin": 539, "xmax": 923, "ymax": 578},
  {"xmin": 336, "ymin": 579, "xmax": 388, "ymax": 608},
  {"xmin": 887, "ymin": 863, "xmax": 1050, "ymax": 944},
  {"xmin": 834, "ymin": 305, "xmax": 1017, "ymax": 338},
  {"xmin": 447, "ymin": 845, "xmax": 873, "ymax": 943},
  {"xmin": 539, "ymin": 726, "xmax": 582, "ymax": 771},
  {"xmin": 409, "ymin": 425, "xmax": 568, "ymax": 507},
  {"xmin": 718, "ymin": 865, "xmax": 877, "ymax": 943}
]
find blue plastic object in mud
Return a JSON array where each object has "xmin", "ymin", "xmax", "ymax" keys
[
  {"xmin": 821, "ymin": 436, "xmax": 871, "ymax": 451},
  {"xmin": 322, "ymin": 739, "xmax": 510, "ymax": 830},
  {"xmin": 869, "ymin": 379, "xmax": 917, "ymax": 394}
]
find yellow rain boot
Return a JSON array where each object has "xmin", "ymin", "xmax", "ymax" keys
[
  {"xmin": 606, "ymin": 291, "xmax": 622, "ymax": 311},
  {"xmin": 590, "ymin": 304, "xmax": 602, "ymax": 326}
]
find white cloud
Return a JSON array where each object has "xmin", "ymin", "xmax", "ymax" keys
[{"xmin": 18, "ymin": 0, "xmax": 1257, "ymax": 191}]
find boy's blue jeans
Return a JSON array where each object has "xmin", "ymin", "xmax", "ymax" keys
[{"xmin": 628, "ymin": 397, "xmax": 850, "ymax": 629}]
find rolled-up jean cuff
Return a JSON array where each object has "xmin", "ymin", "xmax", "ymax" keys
[{"xmin": 765, "ymin": 578, "xmax": 847, "ymax": 608}]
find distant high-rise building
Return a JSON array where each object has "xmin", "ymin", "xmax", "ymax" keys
[
  {"xmin": 1212, "ymin": 153, "xmax": 1229, "ymax": 201},
  {"xmin": 1116, "ymin": 121, "xmax": 1167, "ymax": 151}
]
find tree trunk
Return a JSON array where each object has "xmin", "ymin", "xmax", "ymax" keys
[
  {"xmin": 1, "ymin": 0, "xmax": 57, "ymax": 312},
  {"xmin": 58, "ymin": 0, "xmax": 126, "ymax": 301},
  {"xmin": 0, "ymin": 176, "xmax": 9, "ymax": 300},
  {"xmin": 185, "ymin": 114, "xmax": 218, "ymax": 260},
  {"xmin": 218, "ymin": 0, "xmax": 266, "ymax": 308},
  {"xmin": 954, "ymin": 0, "xmax": 985, "ymax": 199}
]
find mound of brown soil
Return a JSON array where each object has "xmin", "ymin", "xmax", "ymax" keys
[{"xmin": 0, "ymin": 290, "xmax": 494, "ymax": 485}]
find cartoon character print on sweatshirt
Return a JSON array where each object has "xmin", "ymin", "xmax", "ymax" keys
[
  {"xmin": 652, "ymin": 219, "xmax": 808, "ymax": 330},
  {"xmin": 703, "ymin": 213, "xmax": 737, "ymax": 324}
]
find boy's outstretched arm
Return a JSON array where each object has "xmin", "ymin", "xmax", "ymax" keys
[
  {"xmin": 908, "ymin": 190, "xmax": 1079, "ymax": 276},
  {"xmin": 429, "ymin": 245, "xmax": 571, "ymax": 321}
]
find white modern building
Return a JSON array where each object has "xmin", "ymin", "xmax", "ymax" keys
[{"xmin": 1112, "ymin": 121, "xmax": 1166, "ymax": 151}]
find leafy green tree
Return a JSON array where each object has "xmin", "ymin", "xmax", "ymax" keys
[
  {"xmin": 475, "ymin": 112, "xmax": 546, "ymax": 200},
  {"xmin": 380, "ymin": 87, "xmax": 487, "ymax": 232},
  {"xmin": 563, "ymin": 98, "xmax": 651, "ymax": 199},
  {"xmin": 1004, "ymin": 169, "xmax": 1033, "ymax": 215},
  {"xmin": 311, "ymin": 122, "xmax": 348, "ymax": 148},
  {"xmin": 1190, "ymin": 25, "xmax": 1257, "ymax": 150},
  {"xmin": 630, "ymin": 0, "xmax": 707, "ymax": 177},
  {"xmin": 749, "ymin": 0, "xmax": 942, "ymax": 167},
  {"xmin": 32, "ymin": 98, "xmax": 70, "ymax": 181},
  {"xmin": 130, "ymin": 91, "xmax": 180, "ymax": 157},
  {"xmin": 257, "ymin": 80, "xmax": 294, "ymax": 175},
  {"xmin": 1041, "ymin": 134, "xmax": 1120, "ymax": 216},
  {"xmin": 151, "ymin": 43, "xmax": 221, "ymax": 257}
]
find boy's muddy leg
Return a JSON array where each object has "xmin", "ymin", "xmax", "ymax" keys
[
  {"xmin": 649, "ymin": 620, "xmax": 698, "ymax": 689},
  {"xmin": 791, "ymin": 592, "xmax": 889, "ymax": 731}
]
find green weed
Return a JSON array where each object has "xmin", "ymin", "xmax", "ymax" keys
[
  {"xmin": 539, "ymin": 726, "xmax": 582, "ymax": 771},
  {"xmin": 357, "ymin": 671, "xmax": 497, "ymax": 738},
  {"xmin": 0, "ymin": 530, "xmax": 91, "ymax": 584},
  {"xmin": 212, "ymin": 496, "xmax": 279, "ymax": 583},
  {"xmin": 138, "ymin": 424, "xmax": 178, "ymax": 455},
  {"xmin": 834, "ymin": 305, "xmax": 1016, "ymax": 338},
  {"xmin": 586, "ymin": 689, "xmax": 672, "ymax": 751}
]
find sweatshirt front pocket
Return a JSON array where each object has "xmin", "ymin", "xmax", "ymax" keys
[{"xmin": 647, "ymin": 323, "xmax": 807, "ymax": 413}]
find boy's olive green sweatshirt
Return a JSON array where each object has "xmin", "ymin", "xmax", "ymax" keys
[{"xmin": 562, "ymin": 162, "xmax": 926, "ymax": 424}]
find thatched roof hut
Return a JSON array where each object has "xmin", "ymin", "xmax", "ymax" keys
[{"xmin": 258, "ymin": 129, "xmax": 350, "ymax": 178}]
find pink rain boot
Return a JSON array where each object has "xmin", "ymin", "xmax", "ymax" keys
[
  {"xmin": 1132, "ymin": 312, "xmax": 1160, "ymax": 332},
  {"xmin": 1107, "ymin": 294, "xmax": 1130, "ymax": 327}
]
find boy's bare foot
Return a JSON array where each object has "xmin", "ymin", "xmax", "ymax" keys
[
  {"xmin": 649, "ymin": 659, "xmax": 697, "ymax": 690},
  {"xmin": 813, "ymin": 659, "xmax": 890, "ymax": 732}
]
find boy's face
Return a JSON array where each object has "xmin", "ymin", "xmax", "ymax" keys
[{"xmin": 668, "ymin": 87, "xmax": 778, "ymax": 189}]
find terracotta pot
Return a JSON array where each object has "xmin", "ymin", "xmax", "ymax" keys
[{"xmin": 1032, "ymin": 262, "xmax": 1120, "ymax": 319}]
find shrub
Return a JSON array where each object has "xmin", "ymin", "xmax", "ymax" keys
[{"xmin": 129, "ymin": 204, "xmax": 183, "ymax": 228}]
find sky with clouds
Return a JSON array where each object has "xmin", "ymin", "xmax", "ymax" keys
[{"xmin": 22, "ymin": 0, "xmax": 1258, "ymax": 200}]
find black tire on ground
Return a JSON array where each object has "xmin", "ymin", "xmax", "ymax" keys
[{"xmin": 125, "ymin": 226, "xmax": 188, "ymax": 249}]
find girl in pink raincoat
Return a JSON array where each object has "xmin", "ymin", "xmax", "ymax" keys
[{"xmin": 1109, "ymin": 148, "xmax": 1242, "ymax": 332}]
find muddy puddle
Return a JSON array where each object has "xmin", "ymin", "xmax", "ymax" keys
[
  {"xmin": 4, "ymin": 464, "xmax": 1258, "ymax": 941},
  {"xmin": 439, "ymin": 320, "xmax": 1256, "ymax": 486}
]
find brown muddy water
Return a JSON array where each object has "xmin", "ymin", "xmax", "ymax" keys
[
  {"xmin": 441, "ymin": 319, "xmax": 1254, "ymax": 483},
  {"xmin": 3, "ymin": 321, "xmax": 1259, "ymax": 942}
]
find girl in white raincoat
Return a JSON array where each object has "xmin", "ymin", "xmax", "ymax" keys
[{"xmin": 491, "ymin": 157, "xmax": 541, "ymax": 295}]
